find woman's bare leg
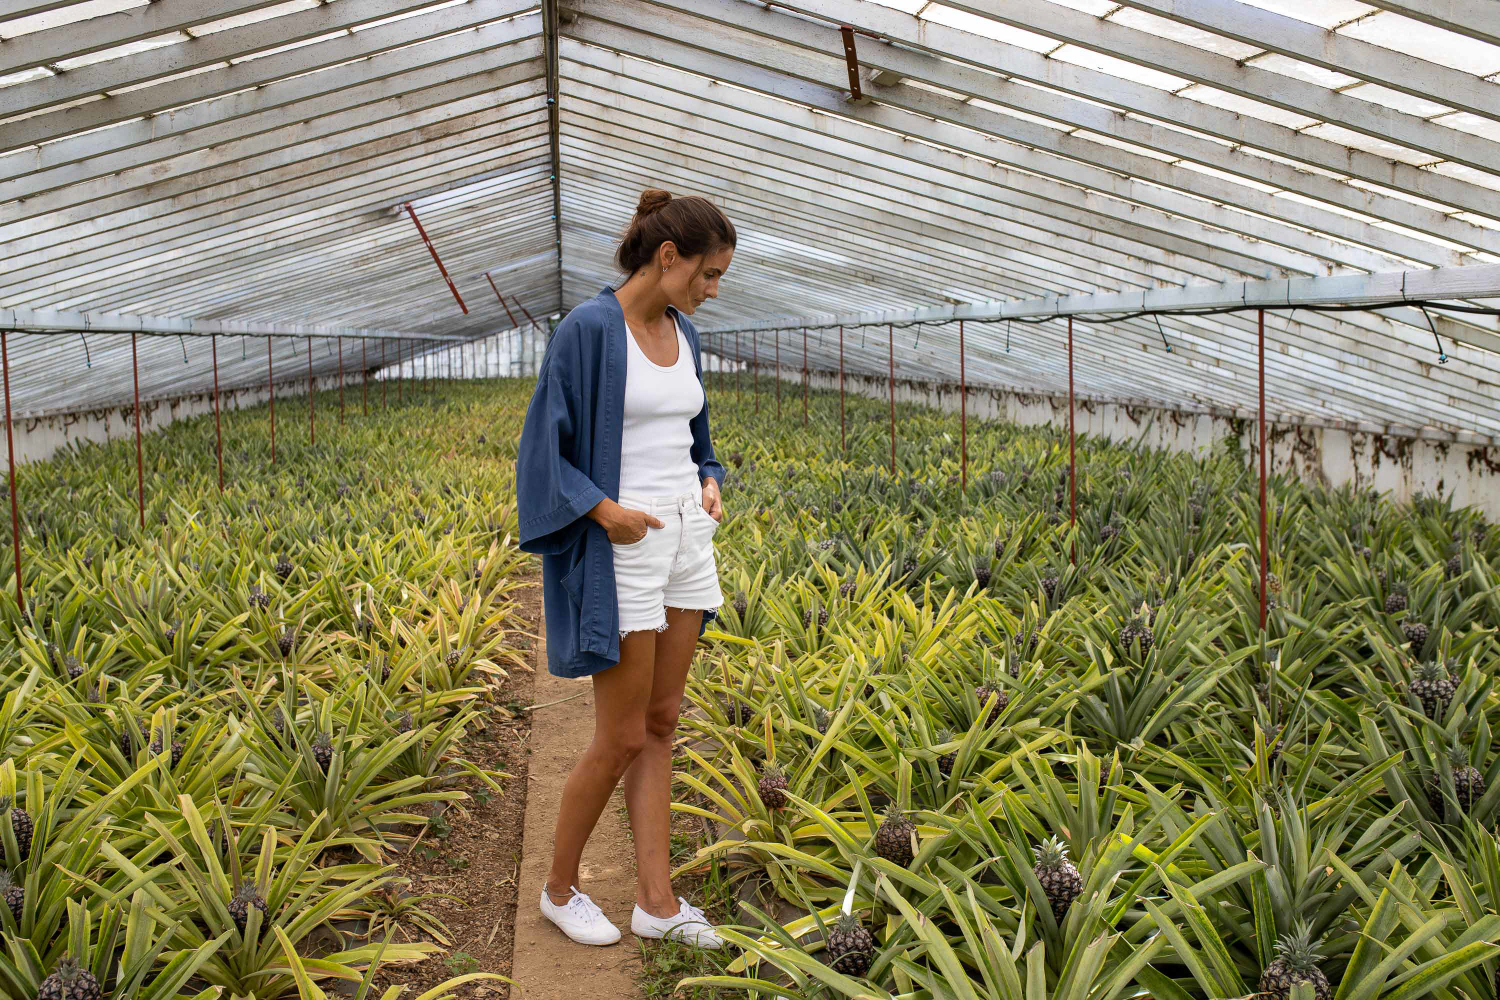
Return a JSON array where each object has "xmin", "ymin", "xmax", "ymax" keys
[
  {"xmin": 545, "ymin": 629, "xmax": 657, "ymax": 903},
  {"xmin": 622, "ymin": 605, "xmax": 703, "ymax": 917}
]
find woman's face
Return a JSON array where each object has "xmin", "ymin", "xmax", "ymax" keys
[{"xmin": 660, "ymin": 243, "xmax": 734, "ymax": 315}]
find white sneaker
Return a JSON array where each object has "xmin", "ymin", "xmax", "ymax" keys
[
  {"xmin": 631, "ymin": 897, "xmax": 723, "ymax": 949},
  {"xmin": 540, "ymin": 885, "xmax": 620, "ymax": 946}
]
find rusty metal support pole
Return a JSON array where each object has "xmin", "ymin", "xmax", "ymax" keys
[
  {"xmin": 1068, "ymin": 317, "xmax": 1077, "ymax": 564},
  {"xmin": 959, "ymin": 319, "xmax": 967, "ymax": 491},
  {"xmin": 131, "ymin": 332, "xmax": 145, "ymax": 529},
  {"xmin": 1, "ymin": 332, "xmax": 23, "ymax": 613},
  {"xmin": 753, "ymin": 335, "xmax": 759, "ymax": 413},
  {"xmin": 337, "ymin": 338, "xmax": 344, "ymax": 425},
  {"xmin": 267, "ymin": 336, "xmax": 276, "ymax": 466},
  {"xmin": 381, "ymin": 340, "xmax": 387, "ymax": 409},
  {"xmin": 888, "ymin": 323, "xmax": 895, "ymax": 475},
  {"xmin": 398, "ymin": 341, "xmax": 404, "ymax": 406},
  {"xmin": 211, "ymin": 334, "xmax": 224, "ymax": 492},
  {"xmin": 802, "ymin": 327, "xmax": 808, "ymax": 427},
  {"xmin": 487, "ymin": 275, "xmax": 518, "ymax": 326},
  {"xmin": 404, "ymin": 203, "xmax": 468, "ymax": 314},
  {"xmin": 1259, "ymin": 308, "xmax": 1269, "ymax": 633},
  {"xmin": 307, "ymin": 337, "xmax": 315, "ymax": 446},
  {"xmin": 362, "ymin": 339, "xmax": 368, "ymax": 416},
  {"xmin": 775, "ymin": 330, "xmax": 781, "ymax": 417},
  {"xmin": 735, "ymin": 331, "xmax": 741, "ymax": 403},
  {"xmin": 838, "ymin": 325, "xmax": 845, "ymax": 455}
]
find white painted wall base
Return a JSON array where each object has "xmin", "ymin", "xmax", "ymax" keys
[{"xmin": 740, "ymin": 366, "xmax": 1500, "ymax": 520}]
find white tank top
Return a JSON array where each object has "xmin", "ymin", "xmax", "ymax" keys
[{"xmin": 619, "ymin": 313, "xmax": 704, "ymax": 498}]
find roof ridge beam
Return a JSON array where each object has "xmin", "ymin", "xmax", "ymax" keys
[{"xmin": 0, "ymin": 306, "xmax": 453, "ymax": 341}]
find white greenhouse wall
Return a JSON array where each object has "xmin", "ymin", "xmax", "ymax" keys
[{"xmin": 743, "ymin": 365, "xmax": 1500, "ymax": 521}]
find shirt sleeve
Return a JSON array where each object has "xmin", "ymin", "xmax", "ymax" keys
[{"xmin": 515, "ymin": 370, "xmax": 608, "ymax": 555}]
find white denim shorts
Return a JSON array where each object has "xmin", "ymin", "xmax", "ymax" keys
[{"xmin": 612, "ymin": 489, "xmax": 724, "ymax": 637}]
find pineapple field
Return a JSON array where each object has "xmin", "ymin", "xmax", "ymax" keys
[
  {"xmin": 671, "ymin": 374, "xmax": 1500, "ymax": 1000},
  {"xmin": 0, "ymin": 382, "xmax": 531, "ymax": 1000}
]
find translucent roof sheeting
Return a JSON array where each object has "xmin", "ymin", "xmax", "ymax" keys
[{"xmin": 2, "ymin": 0, "xmax": 1499, "ymax": 439}]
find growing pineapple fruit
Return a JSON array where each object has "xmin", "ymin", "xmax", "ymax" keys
[
  {"xmin": 36, "ymin": 958, "xmax": 101, "ymax": 1000},
  {"xmin": 1384, "ymin": 580, "xmax": 1409, "ymax": 615},
  {"xmin": 757, "ymin": 766, "xmax": 789, "ymax": 811},
  {"xmin": 973, "ymin": 563, "xmax": 991, "ymax": 588},
  {"xmin": 1040, "ymin": 568, "xmax": 1058, "ymax": 600},
  {"xmin": 812, "ymin": 705, "xmax": 831, "ymax": 736},
  {"xmin": 935, "ymin": 728, "xmax": 957, "ymax": 777},
  {"xmin": 974, "ymin": 683, "xmax": 1008, "ymax": 726},
  {"xmin": 1401, "ymin": 618, "xmax": 1430, "ymax": 657},
  {"xmin": 277, "ymin": 627, "xmax": 297, "ymax": 658},
  {"xmin": 721, "ymin": 696, "xmax": 753, "ymax": 727},
  {"xmin": 1258, "ymin": 921, "xmax": 1331, "ymax": 1000},
  {"xmin": 148, "ymin": 730, "xmax": 185, "ymax": 769},
  {"xmin": 825, "ymin": 912, "xmax": 875, "ymax": 978},
  {"xmin": 62, "ymin": 654, "xmax": 81, "ymax": 680},
  {"xmin": 248, "ymin": 585, "xmax": 270, "ymax": 610},
  {"xmin": 228, "ymin": 883, "xmax": 270, "ymax": 936},
  {"xmin": 1445, "ymin": 550, "xmax": 1463, "ymax": 579},
  {"xmin": 1410, "ymin": 660, "xmax": 1458, "ymax": 720},
  {"xmin": 0, "ymin": 797, "xmax": 33, "ymax": 861},
  {"xmin": 312, "ymin": 732, "xmax": 334, "ymax": 773},
  {"xmin": 873, "ymin": 807, "xmax": 917, "ymax": 868},
  {"xmin": 446, "ymin": 646, "xmax": 465, "ymax": 668},
  {"xmin": 1117, "ymin": 614, "xmax": 1154, "ymax": 658},
  {"xmin": 0, "ymin": 868, "xmax": 22, "ymax": 922},
  {"xmin": 731, "ymin": 594, "xmax": 747, "ymax": 617},
  {"xmin": 1426, "ymin": 743, "xmax": 1485, "ymax": 817},
  {"xmin": 1032, "ymin": 837, "xmax": 1083, "ymax": 922}
]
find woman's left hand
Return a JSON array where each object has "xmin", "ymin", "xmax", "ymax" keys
[{"xmin": 702, "ymin": 478, "xmax": 723, "ymax": 521}]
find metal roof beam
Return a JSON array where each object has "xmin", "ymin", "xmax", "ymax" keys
[
  {"xmin": 734, "ymin": 0, "xmax": 1500, "ymax": 225},
  {"xmin": 937, "ymin": 0, "xmax": 1500, "ymax": 176},
  {"xmin": 0, "ymin": 1, "xmax": 537, "ymax": 155},
  {"xmin": 1111, "ymin": 0, "xmax": 1500, "ymax": 126},
  {"xmin": 0, "ymin": 1, "xmax": 283, "ymax": 77},
  {"xmin": 1358, "ymin": 1, "xmax": 1500, "ymax": 48},
  {"xmin": 0, "ymin": 306, "xmax": 451, "ymax": 342}
]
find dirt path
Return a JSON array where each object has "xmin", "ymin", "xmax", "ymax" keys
[{"xmin": 509, "ymin": 626, "xmax": 644, "ymax": 997}]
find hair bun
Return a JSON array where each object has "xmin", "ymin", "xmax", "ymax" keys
[{"xmin": 635, "ymin": 188, "xmax": 671, "ymax": 219}]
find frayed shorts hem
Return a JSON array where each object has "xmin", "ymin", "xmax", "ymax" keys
[{"xmin": 619, "ymin": 604, "xmax": 722, "ymax": 638}]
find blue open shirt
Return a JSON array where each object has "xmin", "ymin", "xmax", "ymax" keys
[{"xmin": 515, "ymin": 285, "xmax": 727, "ymax": 678}]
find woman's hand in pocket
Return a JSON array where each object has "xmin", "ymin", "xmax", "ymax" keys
[
  {"xmin": 605, "ymin": 505, "xmax": 664, "ymax": 545},
  {"xmin": 701, "ymin": 478, "xmax": 723, "ymax": 521}
]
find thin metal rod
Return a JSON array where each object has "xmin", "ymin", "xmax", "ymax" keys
[
  {"xmin": 487, "ymin": 274, "xmax": 517, "ymax": 326},
  {"xmin": 211, "ymin": 334, "xmax": 223, "ymax": 492},
  {"xmin": 959, "ymin": 319, "xmax": 967, "ymax": 491},
  {"xmin": 775, "ymin": 330, "xmax": 781, "ymax": 416},
  {"xmin": 131, "ymin": 331, "xmax": 145, "ymax": 530},
  {"xmin": 381, "ymin": 339, "xmax": 387, "ymax": 408},
  {"xmin": 362, "ymin": 338, "xmax": 369, "ymax": 415},
  {"xmin": 802, "ymin": 327, "xmax": 808, "ymax": 427},
  {"xmin": 1068, "ymin": 317, "xmax": 1077, "ymax": 565},
  {"xmin": 888, "ymin": 322, "xmax": 895, "ymax": 475},
  {"xmin": 753, "ymin": 334, "xmax": 759, "ymax": 414},
  {"xmin": 267, "ymin": 336, "xmax": 276, "ymax": 466},
  {"xmin": 404, "ymin": 202, "xmax": 468, "ymax": 314},
  {"xmin": 1259, "ymin": 308, "xmax": 1269, "ymax": 632},
  {"xmin": 735, "ymin": 331, "xmax": 741, "ymax": 403},
  {"xmin": 337, "ymin": 337, "xmax": 344, "ymax": 425},
  {"xmin": 307, "ymin": 336, "xmax": 315, "ymax": 446},
  {"xmin": 398, "ymin": 340, "xmax": 404, "ymax": 405},
  {"xmin": 1, "ymin": 332, "xmax": 22, "ymax": 613},
  {"xmin": 838, "ymin": 325, "xmax": 845, "ymax": 455}
]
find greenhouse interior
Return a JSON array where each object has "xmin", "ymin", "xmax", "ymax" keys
[{"xmin": 2, "ymin": 0, "xmax": 1500, "ymax": 998}]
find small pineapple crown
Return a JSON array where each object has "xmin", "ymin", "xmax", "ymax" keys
[
  {"xmin": 235, "ymin": 882, "xmax": 264, "ymax": 902},
  {"xmin": 1391, "ymin": 579, "xmax": 1409, "ymax": 595},
  {"xmin": 934, "ymin": 727, "xmax": 955, "ymax": 744},
  {"xmin": 1272, "ymin": 920, "xmax": 1324, "ymax": 972},
  {"xmin": 0, "ymin": 795, "xmax": 11, "ymax": 811},
  {"xmin": 1446, "ymin": 741, "xmax": 1470, "ymax": 769},
  {"xmin": 1035, "ymin": 836, "xmax": 1071, "ymax": 869},
  {"xmin": 1417, "ymin": 659, "xmax": 1447, "ymax": 681},
  {"xmin": 761, "ymin": 764, "xmax": 785, "ymax": 781},
  {"xmin": 314, "ymin": 730, "xmax": 332, "ymax": 748},
  {"xmin": 834, "ymin": 911, "xmax": 864, "ymax": 934},
  {"xmin": 0, "ymin": 867, "xmax": 14, "ymax": 890},
  {"xmin": 53, "ymin": 957, "xmax": 87, "ymax": 982},
  {"xmin": 881, "ymin": 804, "xmax": 908, "ymax": 826}
]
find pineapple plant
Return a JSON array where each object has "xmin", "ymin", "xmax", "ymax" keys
[
  {"xmin": 277, "ymin": 627, "xmax": 297, "ymax": 658},
  {"xmin": 228, "ymin": 882, "xmax": 270, "ymax": 936},
  {"xmin": 312, "ymin": 731, "xmax": 334, "ymax": 773},
  {"xmin": 731, "ymin": 594, "xmax": 747, "ymax": 617},
  {"xmin": 757, "ymin": 766, "xmax": 789, "ymax": 811},
  {"xmin": 825, "ymin": 912, "xmax": 876, "ymax": 978},
  {"xmin": 1409, "ymin": 660, "xmax": 1458, "ymax": 720},
  {"xmin": 1, "ymin": 797, "xmax": 33, "ymax": 859},
  {"xmin": 721, "ymin": 696, "xmax": 753, "ymax": 727},
  {"xmin": 1040, "ymin": 567, "xmax": 1059, "ymax": 600},
  {"xmin": 974, "ymin": 682, "xmax": 1008, "ymax": 727},
  {"xmin": 62, "ymin": 654, "xmax": 82, "ymax": 680},
  {"xmin": 36, "ymin": 958, "xmax": 101, "ymax": 1000},
  {"xmin": 972, "ymin": 562, "xmax": 991, "ymax": 588},
  {"xmin": 274, "ymin": 555, "xmax": 293, "ymax": 580},
  {"xmin": 446, "ymin": 646, "xmax": 466, "ymax": 668},
  {"xmin": 1032, "ymin": 836, "xmax": 1083, "ymax": 922},
  {"xmin": 148, "ymin": 730, "xmax": 185, "ymax": 769},
  {"xmin": 1427, "ymin": 743, "xmax": 1485, "ymax": 817},
  {"xmin": 873, "ymin": 807, "xmax": 916, "ymax": 868},
  {"xmin": 1385, "ymin": 580, "xmax": 1409, "ymax": 615},
  {"xmin": 1117, "ymin": 613, "xmax": 1154, "ymax": 658},
  {"xmin": 1257, "ymin": 921, "xmax": 1331, "ymax": 1000},
  {"xmin": 1401, "ymin": 618, "xmax": 1430, "ymax": 657},
  {"xmin": 0, "ymin": 868, "xmax": 22, "ymax": 922},
  {"xmin": 935, "ymin": 728, "xmax": 957, "ymax": 777},
  {"xmin": 1445, "ymin": 550, "xmax": 1462, "ymax": 579},
  {"xmin": 248, "ymin": 585, "xmax": 270, "ymax": 610},
  {"xmin": 812, "ymin": 705, "xmax": 831, "ymax": 736}
]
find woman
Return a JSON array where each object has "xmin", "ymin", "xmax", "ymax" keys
[{"xmin": 515, "ymin": 188, "xmax": 736, "ymax": 948}]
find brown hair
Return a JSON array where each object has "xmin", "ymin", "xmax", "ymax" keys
[{"xmin": 615, "ymin": 188, "xmax": 736, "ymax": 274}]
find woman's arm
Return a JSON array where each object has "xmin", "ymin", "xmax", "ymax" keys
[{"xmin": 515, "ymin": 370, "xmax": 608, "ymax": 555}]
